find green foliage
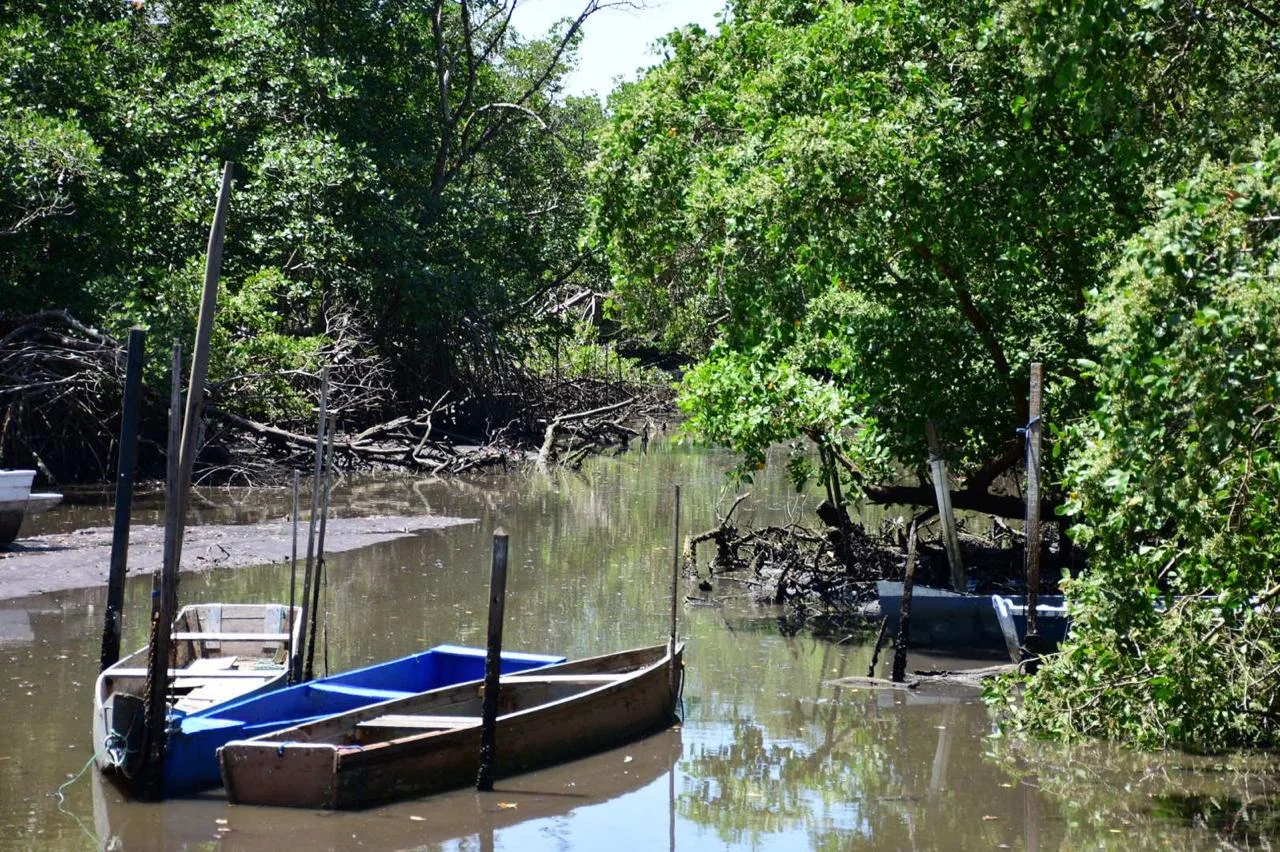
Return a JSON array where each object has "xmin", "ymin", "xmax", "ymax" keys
[
  {"xmin": 590, "ymin": 0, "xmax": 1140, "ymax": 486},
  {"xmin": 0, "ymin": 0, "xmax": 606, "ymax": 396},
  {"xmin": 997, "ymin": 138, "xmax": 1280, "ymax": 751}
]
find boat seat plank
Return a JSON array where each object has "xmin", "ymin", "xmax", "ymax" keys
[
  {"xmin": 356, "ymin": 714, "xmax": 481, "ymax": 730},
  {"xmin": 498, "ymin": 674, "xmax": 623, "ymax": 684},
  {"xmin": 172, "ymin": 632, "xmax": 291, "ymax": 642},
  {"xmin": 105, "ymin": 667, "xmax": 283, "ymax": 679},
  {"xmin": 309, "ymin": 683, "xmax": 414, "ymax": 701}
]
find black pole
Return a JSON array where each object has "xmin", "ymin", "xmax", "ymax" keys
[
  {"xmin": 100, "ymin": 327, "xmax": 145, "ymax": 672},
  {"xmin": 286, "ymin": 469, "xmax": 300, "ymax": 683},
  {"xmin": 891, "ymin": 519, "xmax": 920, "ymax": 684},
  {"xmin": 476, "ymin": 529, "xmax": 510, "ymax": 791},
  {"xmin": 305, "ymin": 414, "xmax": 337, "ymax": 681}
]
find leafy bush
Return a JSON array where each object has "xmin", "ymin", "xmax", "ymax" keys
[{"xmin": 995, "ymin": 138, "xmax": 1280, "ymax": 751}]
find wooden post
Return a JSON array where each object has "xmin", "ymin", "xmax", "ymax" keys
[
  {"xmin": 138, "ymin": 162, "xmax": 234, "ymax": 799},
  {"xmin": 295, "ymin": 365, "xmax": 329, "ymax": 682},
  {"xmin": 669, "ymin": 485, "xmax": 681, "ymax": 698},
  {"xmin": 926, "ymin": 422, "xmax": 966, "ymax": 593},
  {"xmin": 100, "ymin": 327, "xmax": 145, "ymax": 672},
  {"xmin": 305, "ymin": 413, "xmax": 337, "ymax": 681},
  {"xmin": 476, "ymin": 529, "xmax": 510, "ymax": 792},
  {"xmin": 1023, "ymin": 362, "xmax": 1044, "ymax": 660},
  {"xmin": 137, "ymin": 342, "xmax": 183, "ymax": 798},
  {"xmin": 286, "ymin": 469, "xmax": 300, "ymax": 683},
  {"xmin": 891, "ymin": 520, "xmax": 920, "ymax": 683}
]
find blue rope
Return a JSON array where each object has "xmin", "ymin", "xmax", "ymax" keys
[{"xmin": 1016, "ymin": 415, "xmax": 1041, "ymax": 454}]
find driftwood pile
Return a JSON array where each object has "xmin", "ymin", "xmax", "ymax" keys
[
  {"xmin": 0, "ymin": 310, "xmax": 132, "ymax": 482},
  {"xmin": 683, "ymin": 494, "xmax": 899, "ymax": 615},
  {"xmin": 0, "ymin": 311, "xmax": 674, "ymax": 484}
]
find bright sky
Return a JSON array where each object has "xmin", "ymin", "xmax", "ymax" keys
[{"xmin": 509, "ymin": 0, "xmax": 725, "ymax": 99}]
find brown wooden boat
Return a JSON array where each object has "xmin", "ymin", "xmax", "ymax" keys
[{"xmin": 218, "ymin": 642, "xmax": 683, "ymax": 809}]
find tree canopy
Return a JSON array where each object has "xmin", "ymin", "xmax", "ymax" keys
[
  {"xmin": 589, "ymin": 0, "xmax": 1279, "ymax": 494},
  {"xmin": 0, "ymin": 0, "xmax": 608, "ymax": 413}
]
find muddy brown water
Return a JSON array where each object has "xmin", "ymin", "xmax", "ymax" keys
[{"xmin": 1, "ymin": 443, "xmax": 1277, "ymax": 850}]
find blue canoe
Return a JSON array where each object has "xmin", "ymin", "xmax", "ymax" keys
[
  {"xmin": 876, "ymin": 580, "xmax": 1067, "ymax": 654},
  {"xmin": 162, "ymin": 644, "xmax": 564, "ymax": 796}
]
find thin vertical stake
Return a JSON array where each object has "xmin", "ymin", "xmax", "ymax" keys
[
  {"xmin": 669, "ymin": 484, "xmax": 681, "ymax": 698},
  {"xmin": 891, "ymin": 519, "xmax": 920, "ymax": 684},
  {"xmin": 100, "ymin": 327, "xmax": 146, "ymax": 672},
  {"xmin": 286, "ymin": 469, "xmax": 300, "ymax": 682},
  {"xmin": 477, "ymin": 529, "xmax": 510, "ymax": 792},
  {"xmin": 296, "ymin": 365, "xmax": 330, "ymax": 682}
]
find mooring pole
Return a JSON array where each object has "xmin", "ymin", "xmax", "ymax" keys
[
  {"xmin": 476, "ymin": 529, "xmax": 510, "ymax": 792},
  {"xmin": 305, "ymin": 413, "xmax": 337, "ymax": 681},
  {"xmin": 100, "ymin": 327, "xmax": 146, "ymax": 672},
  {"xmin": 295, "ymin": 365, "xmax": 329, "ymax": 682},
  {"xmin": 1022, "ymin": 362, "xmax": 1044, "ymax": 662},
  {"xmin": 137, "ymin": 162, "xmax": 234, "ymax": 799},
  {"xmin": 891, "ymin": 519, "xmax": 920, "ymax": 683},
  {"xmin": 926, "ymin": 422, "xmax": 966, "ymax": 593},
  {"xmin": 669, "ymin": 484, "xmax": 681, "ymax": 698},
  {"xmin": 286, "ymin": 469, "xmax": 300, "ymax": 682},
  {"xmin": 137, "ymin": 342, "xmax": 183, "ymax": 798}
]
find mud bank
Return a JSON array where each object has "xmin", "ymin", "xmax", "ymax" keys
[{"xmin": 0, "ymin": 514, "xmax": 475, "ymax": 601}]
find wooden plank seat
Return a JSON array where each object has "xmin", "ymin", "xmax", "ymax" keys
[
  {"xmin": 105, "ymin": 668, "xmax": 283, "ymax": 679},
  {"xmin": 497, "ymin": 674, "xmax": 625, "ymax": 684},
  {"xmin": 171, "ymin": 632, "xmax": 291, "ymax": 642},
  {"xmin": 356, "ymin": 714, "xmax": 482, "ymax": 732}
]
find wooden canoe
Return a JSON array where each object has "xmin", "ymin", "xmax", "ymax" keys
[
  {"xmin": 219, "ymin": 642, "xmax": 684, "ymax": 809},
  {"xmin": 94, "ymin": 603, "xmax": 301, "ymax": 777},
  {"xmin": 160, "ymin": 644, "xmax": 564, "ymax": 797}
]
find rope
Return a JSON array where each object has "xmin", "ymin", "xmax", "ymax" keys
[{"xmin": 54, "ymin": 741, "xmax": 110, "ymax": 849}]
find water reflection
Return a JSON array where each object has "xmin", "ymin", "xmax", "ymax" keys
[{"xmin": 0, "ymin": 443, "xmax": 1277, "ymax": 849}]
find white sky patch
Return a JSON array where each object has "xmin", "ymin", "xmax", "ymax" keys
[{"xmin": 509, "ymin": 0, "xmax": 725, "ymax": 100}]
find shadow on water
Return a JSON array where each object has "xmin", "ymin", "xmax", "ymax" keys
[{"xmin": 1, "ymin": 441, "xmax": 1278, "ymax": 849}]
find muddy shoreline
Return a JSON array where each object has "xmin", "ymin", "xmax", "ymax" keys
[{"xmin": 0, "ymin": 514, "xmax": 475, "ymax": 602}]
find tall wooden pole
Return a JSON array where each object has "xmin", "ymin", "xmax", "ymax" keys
[
  {"xmin": 138, "ymin": 342, "xmax": 183, "ymax": 798},
  {"xmin": 100, "ymin": 327, "xmax": 146, "ymax": 672},
  {"xmin": 926, "ymin": 422, "xmax": 965, "ymax": 593},
  {"xmin": 305, "ymin": 413, "xmax": 337, "ymax": 681},
  {"xmin": 1023, "ymin": 362, "xmax": 1045, "ymax": 660},
  {"xmin": 137, "ymin": 162, "xmax": 234, "ymax": 799},
  {"xmin": 669, "ymin": 485, "xmax": 682, "ymax": 698},
  {"xmin": 476, "ymin": 529, "xmax": 510, "ymax": 792},
  {"xmin": 294, "ymin": 366, "xmax": 329, "ymax": 682},
  {"xmin": 891, "ymin": 520, "xmax": 920, "ymax": 683}
]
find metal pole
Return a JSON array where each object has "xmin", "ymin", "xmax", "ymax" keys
[
  {"xmin": 100, "ymin": 327, "xmax": 145, "ymax": 672},
  {"xmin": 476, "ymin": 529, "xmax": 510, "ymax": 791}
]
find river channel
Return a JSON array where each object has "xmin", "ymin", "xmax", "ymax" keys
[{"xmin": 2, "ymin": 442, "xmax": 1277, "ymax": 850}]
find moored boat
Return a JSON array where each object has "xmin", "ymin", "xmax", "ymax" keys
[
  {"xmin": 159, "ymin": 644, "xmax": 564, "ymax": 796},
  {"xmin": 94, "ymin": 602, "xmax": 302, "ymax": 777},
  {"xmin": 219, "ymin": 642, "xmax": 684, "ymax": 809},
  {"xmin": 877, "ymin": 580, "xmax": 1066, "ymax": 653},
  {"xmin": 991, "ymin": 594, "xmax": 1070, "ymax": 663},
  {"xmin": 0, "ymin": 469, "xmax": 62, "ymax": 545}
]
